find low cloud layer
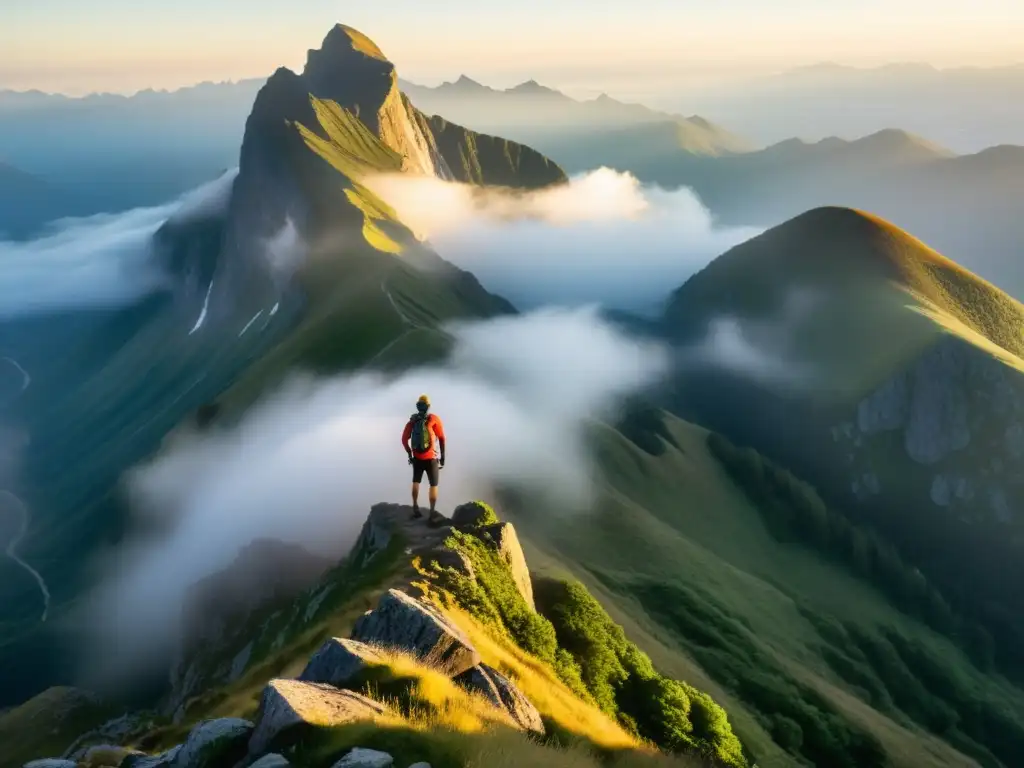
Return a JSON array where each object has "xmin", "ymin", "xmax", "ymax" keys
[
  {"xmin": 80, "ymin": 307, "xmax": 667, "ymax": 687},
  {"xmin": 366, "ymin": 168, "xmax": 761, "ymax": 313},
  {"xmin": 683, "ymin": 288, "xmax": 823, "ymax": 389},
  {"xmin": 0, "ymin": 169, "xmax": 237, "ymax": 319}
]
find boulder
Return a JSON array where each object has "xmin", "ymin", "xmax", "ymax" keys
[
  {"xmin": 422, "ymin": 546, "xmax": 475, "ymax": 580},
  {"xmin": 122, "ymin": 746, "xmax": 182, "ymax": 768},
  {"xmin": 330, "ymin": 748, "xmax": 394, "ymax": 767},
  {"xmin": 455, "ymin": 663, "xmax": 545, "ymax": 734},
  {"xmin": 299, "ymin": 638, "xmax": 385, "ymax": 688},
  {"xmin": 478, "ymin": 523, "xmax": 535, "ymax": 610},
  {"xmin": 352, "ymin": 589, "xmax": 480, "ymax": 676},
  {"xmin": 451, "ymin": 502, "xmax": 497, "ymax": 529},
  {"xmin": 248, "ymin": 679, "xmax": 387, "ymax": 756},
  {"xmin": 172, "ymin": 717, "xmax": 252, "ymax": 768},
  {"xmin": 24, "ymin": 761, "xmax": 77, "ymax": 768},
  {"xmin": 249, "ymin": 755, "xmax": 290, "ymax": 768}
]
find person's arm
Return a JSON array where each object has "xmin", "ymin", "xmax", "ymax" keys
[
  {"xmin": 433, "ymin": 416, "xmax": 446, "ymax": 466},
  {"xmin": 401, "ymin": 420, "xmax": 413, "ymax": 461}
]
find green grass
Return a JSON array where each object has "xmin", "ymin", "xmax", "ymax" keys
[
  {"xmin": 425, "ymin": 518, "xmax": 747, "ymax": 766},
  {"xmin": 663, "ymin": 207, "xmax": 1024, "ymax": 398},
  {"xmin": 0, "ymin": 687, "xmax": 116, "ymax": 767},
  {"xmin": 498, "ymin": 412, "xmax": 1024, "ymax": 768}
]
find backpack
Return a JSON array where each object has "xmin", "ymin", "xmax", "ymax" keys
[{"xmin": 409, "ymin": 413, "xmax": 432, "ymax": 454}]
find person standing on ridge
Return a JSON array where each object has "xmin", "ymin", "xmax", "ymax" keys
[{"xmin": 402, "ymin": 394, "xmax": 446, "ymax": 521}]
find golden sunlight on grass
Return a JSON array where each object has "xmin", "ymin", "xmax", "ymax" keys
[{"xmin": 437, "ymin": 602, "xmax": 642, "ymax": 751}]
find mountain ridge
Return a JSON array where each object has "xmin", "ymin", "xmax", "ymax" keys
[
  {"xmin": 660, "ymin": 206, "xmax": 1024, "ymax": 690},
  {"xmin": 398, "ymin": 73, "xmax": 751, "ymax": 158}
]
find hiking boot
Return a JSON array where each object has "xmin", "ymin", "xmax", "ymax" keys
[{"xmin": 411, "ymin": 506, "xmax": 424, "ymax": 520}]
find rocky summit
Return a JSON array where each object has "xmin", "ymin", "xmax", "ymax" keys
[{"xmin": 19, "ymin": 501, "xmax": 562, "ymax": 768}]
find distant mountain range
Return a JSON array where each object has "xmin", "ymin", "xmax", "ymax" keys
[
  {"xmin": 399, "ymin": 74, "xmax": 750, "ymax": 158},
  {"xmin": 511, "ymin": 123, "xmax": 1021, "ymax": 300},
  {"xmin": 676, "ymin": 61, "xmax": 1024, "ymax": 153},
  {"xmin": 0, "ymin": 80, "xmax": 264, "ymax": 226}
]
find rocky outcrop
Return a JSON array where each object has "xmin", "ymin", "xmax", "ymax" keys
[
  {"xmin": 331, "ymin": 747, "xmax": 395, "ymax": 768},
  {"xmin": 37, "ymin": 500, "xmax": 545, "ymax": 768},
  {"xmin": 451, "ymin": 502, "xmax": 498, "ymax": 529},
  {"xmin": 299, "ymin": 638, "xmax": 386, "ymax": 688},
  {"xmin": 248, "ymin": 680, "xmax": 387, "ymax": 756},
  {"xmin": 421, "ymin": 546, "xmax": 475, "ymax": 579},
  {"xmin": 24, "ymin": 761, "xmax": 76, "ymax": 768},
  {"xmin": 839, "ymin": 334, "xmax": 1024, "ymax": 525},
  {"xmin": 171, "ymin": 717, "xmax": 252, "ymax": 768},
  {"xmin": 478, "ymin": 523, "xmax": 535, "ymax": 611},
  {"xmin": 352, "ymin": 589, "xmax": 481, "ymax": 677},
  {"xmin": 454, "ymin": 663, "xmax": 545, "ymax": 734}
]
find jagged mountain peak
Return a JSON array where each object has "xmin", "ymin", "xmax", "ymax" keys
[
  {"xmin": 300, "ymin": 25, "xmax": 399, "ymax": 135},
  {"xmin": 315, "ymin": 24, "xmax": 390, "ymax": 63}
]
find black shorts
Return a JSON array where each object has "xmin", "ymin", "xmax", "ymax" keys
[{"xmin": 412, "ymin": 458, "xmax": 440, "ymax": 487}]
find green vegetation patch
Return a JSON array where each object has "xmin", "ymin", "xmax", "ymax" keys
[
  {"xmin": 706, "ymin": 432, "xmax": 996, "ymax": 672},
  {"xmin": 429, "ymin": 521, "xmax": 747, "ymax": 767},
  {"xmin": 535, "ymin": 578, "xmax": 748, "ymax": 768},
  {"xmin": 0, "ymin": 687, "xmax": 117, "ymax": 766},
  {"xmin": 803, "ymin": 610, "xmax": 1024, "ymax": 768},
  {"xmin": 616, "ymin": 578, "xmax": 889, "ymax": 768}
]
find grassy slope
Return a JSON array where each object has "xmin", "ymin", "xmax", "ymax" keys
[
  {"xmin": 0, "ymin": 687, "xmax": 114, "ymax": 767},
  {"xmin": 506, "ymin": 413, "xmax": 1024, "ymax": 768},
  {"xmin": 103, "ymin": 523, "xmax": 709, "ymax": 768},
  {"xmin": 663, "ymin": 206, "xmax": 1024, "ymax": 398}
]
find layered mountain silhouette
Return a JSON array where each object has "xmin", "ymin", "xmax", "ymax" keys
[
  {"xmin": 551, "ymin": 126, "xmax": 1024, "ymax": 298},
  {"xmin": 681, "ymin": 61, "xmax": 1024, "ymax": 152},
  {"xmin": 0, "ymin": 81, "xmax": 264, "ymax": 221},
  {"xmin": 399, "ymin": 74, "xmax": 750, "ymax": 158}
]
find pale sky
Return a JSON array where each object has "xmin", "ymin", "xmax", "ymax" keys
[{"xmin": 2, "ymin": 0, "xmax": 1023, "ymax": 95}]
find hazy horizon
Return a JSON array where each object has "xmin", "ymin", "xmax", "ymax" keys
[{"xmin": 4, "ymin": 1, "xmax": 1024, "ymax": 97}]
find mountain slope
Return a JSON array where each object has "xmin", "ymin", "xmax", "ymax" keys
[
  {"xmin": 525, "ymin": 413, "xmax": 1024, "ymax": 767},
  {"xmin": 0, "ymin": 23, "xmax": 563, "ymax": 709},
  {"xmin": 659, "ymin": 207, "xmax": 1024, "ymax": 694}
]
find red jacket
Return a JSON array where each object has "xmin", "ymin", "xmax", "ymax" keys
[{"xmin": 402, "ymin": 413, "xmax": 445, "ymax": 460}]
